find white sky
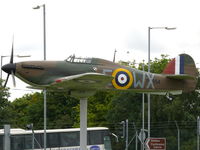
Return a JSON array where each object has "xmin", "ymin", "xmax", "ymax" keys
[{"xmin": 0, "ymin": 0, "xmax": 200, "ymax": 100}]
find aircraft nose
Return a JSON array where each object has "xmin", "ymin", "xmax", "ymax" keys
[{"xmin": 1, "ymin": 63, "xmax": 16, "ymax": 74}]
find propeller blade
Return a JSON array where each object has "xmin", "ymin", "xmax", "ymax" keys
[
  {"xmin": 4, "ymin": 74, "xmax": 10, "ymax": 88},
  {"xmin": 11, "ymin": 71, "xmax": 16, "ymax": 87},
  {"xmin": 3, "ymin": 38, "xmax": 17, "ymax": 88},
  {"xmin": 10, "ymin": 40, "xmax": 14, "ymax": 64}
]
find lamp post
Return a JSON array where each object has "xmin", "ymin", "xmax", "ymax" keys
[
  {"xmin": 1, "ymin": 55, "xmax": 31, "ymax": 79},
  {"xmin": 148, "ymin": 26, "xmax": 176, "ymax": 138},
  {"xmin": 33, "ymin": 4, "xmax": 47, "ymax": 150},
  {"xmin": 141, "ymin": 62, "xmax": 145, "ymax": 150},
  {"xmin": 33, "ymin": 4, "xmax": 46, "ymax": 60},
  {"xmin": 113, "ymin": 49, "xmax": 117, "ymax": 63}
]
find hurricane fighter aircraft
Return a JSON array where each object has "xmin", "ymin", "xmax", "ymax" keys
[{"xmin": 2, "ymin": 46, "xmax": 198, "ymax": 97}]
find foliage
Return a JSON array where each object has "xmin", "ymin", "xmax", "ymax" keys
[
  {"xmin": 7, "ymin": 91, "xmax": 79, "ymax": 129},
  {"xmin": 0, "ymin": 79, "xmax": 11, "ymax": 127},
  {"xmin": 149, "ymin": 54, "xmax": 170, "ymax": 73}
]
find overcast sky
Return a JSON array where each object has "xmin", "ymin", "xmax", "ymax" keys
[{"xmin": 1, "ymin": 0, "xmax": 200, "ymax": 100}]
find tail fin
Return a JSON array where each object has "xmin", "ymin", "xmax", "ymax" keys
[{"xmin": 163, "ymin": 54, "xmax": 198, "ymax": 78}]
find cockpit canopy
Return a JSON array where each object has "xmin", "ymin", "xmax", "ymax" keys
[{"xmin": 65, "ymin": 55, "xmax": 92, "ymax": 64}]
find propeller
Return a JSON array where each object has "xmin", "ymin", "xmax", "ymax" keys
[{"xmin": 1, "ymin": 41, "xmax": 16, "ymax": 88}]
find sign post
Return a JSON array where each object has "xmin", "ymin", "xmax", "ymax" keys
[{"xmin": 145, "ymin": 138, "xmax": 166, "ymax": 150}]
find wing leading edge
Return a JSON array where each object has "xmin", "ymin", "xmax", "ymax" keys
[{"xmin": 50, "ymin": 72, "xmax": 113, "ymax": 91}]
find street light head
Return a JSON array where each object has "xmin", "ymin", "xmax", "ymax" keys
[
  {"xmin": 150, "ymin": 27, "xmax": 177, "ymax": 30},
  {"xmin": 17, "ymin": 55, "xmax": 31, "ymax": 58},
  {"xmin": 165, "ymin": 27, "xmax": 177, "ymax": 30},
  {"xmin": 33, "ymin": 5, "xmax": 40, "ymax": 9}
]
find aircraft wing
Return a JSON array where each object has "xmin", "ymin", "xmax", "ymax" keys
[{"xmin": 49, "ymin": 73, "xmax": 113, "ymax": 91}]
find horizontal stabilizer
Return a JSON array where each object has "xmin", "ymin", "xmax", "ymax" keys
[{"xmin": 165, "ymin": 74, "xmax": 195, "ymax": 80}]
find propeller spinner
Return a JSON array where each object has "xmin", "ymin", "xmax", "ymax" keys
[{"xmin": 1, "ymin": 42, "xmax": 16, "ymax": 87}]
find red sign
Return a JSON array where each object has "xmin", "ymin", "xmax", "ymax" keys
[{"xmin": 145, "ymin": 138, "xmax": 166, "ymax": 150}]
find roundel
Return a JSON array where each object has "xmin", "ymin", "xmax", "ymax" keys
[{"xmin": 112, "ymin": 68, "xmax": 133, "ymax": 89}]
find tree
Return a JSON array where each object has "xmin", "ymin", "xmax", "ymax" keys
[
  {"xmin": 9, "ymin": 91, "xmax": 79, "ymax": 129},
  {"xmin": 0, "ymin": 79, "xmax": 11, "ymax": 127}
]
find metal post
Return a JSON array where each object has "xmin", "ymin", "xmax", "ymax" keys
[
  {"xmin": 147, "ymin": 94, "xmax": 150, "ymax": 138},
  {"xmin": 175, "ymin": 121, "xmax": 180, "ymax": 150},
  {"xmin": 43, "ymin": 4, "xmax": 46, "ymax": 61},
  {"xmin": 1, "ymin": 56, "xmax": 3, "ymax": 79},
  {"xmin": 33, "ymin": 5, "xmax": 47, "ymax": 149},
  {"xmin": 147, "ymin": 27, "xmax": 151, "ymax": 138},
  {"xmin": 80, "ymin": 98, "xmax": 88, "ymax": 150},
  {"xmin": 41, "ymin": 4, "xmax": 47, "ymax": 150},
  {"xmin": 148, "ymin": 27, "xmax": 151, "ymax": 73},
  {"xmin": 120, "ymin": 121, "xmax": 126, "ymax": 139},
  {"xmin": 32, "ymin": 131, "xmax": 34, "ymax": 150},
  {"xmin": 4, "ymin": 125, "xmax": 10, "ymax": 150},
  {"xmin": 147, "ymin": 26, "xmax": 176, "ymax": 138},
  {"xmin": 113, "ymin": 49, "xmax": 117, "ymax": 63},
  {"xmin": 197, "ymin": 116, "xmax": 200, "ymax": 150},
  {"xmin": 136, "ymin": 130, "xmax": 138, "ymax": 150},
  {"xmin": 44, "ymin": 90, "xmax": 47, "ymax": 150},
  {"xmin": 43, "ymin": 5, "xmax": 47, "ymax": 150},
  {"xmin": 32, "ymin": 4, "xmax": 46, "ymax": 60},
  {"xmin": 141, "ymin": 93, "xmax": 145, "ymax": 150},
  {"xmin": 125, "ymin": 119, "xmax": 128, "ymax": 150},
  {"xmin": 142, "ymin": 64, "xmax": 145, "ymax": 150},
  {"xmin": 31, "ymin": 124, "xmax": 35, "ymax": 150},
  {"xmin": 26, "ymin": 123, "xmax": 35, "ymax": 150}
]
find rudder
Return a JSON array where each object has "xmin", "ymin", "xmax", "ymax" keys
[{"xmin": 163, "ymin": 54, "xmax": 198, "ymax": 78}]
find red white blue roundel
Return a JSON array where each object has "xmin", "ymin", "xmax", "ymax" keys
[
  {"xmin": 112, "ymin": 68, "xmax": 133, "ymax": 89},
  {"xmin": 116, "ymin": 71, "xmax": 130, "ymax": 86}
]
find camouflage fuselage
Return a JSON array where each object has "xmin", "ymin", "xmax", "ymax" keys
[{"xmin": 15, "ymin": 57, "xmax": 197, "ymax": 94}]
